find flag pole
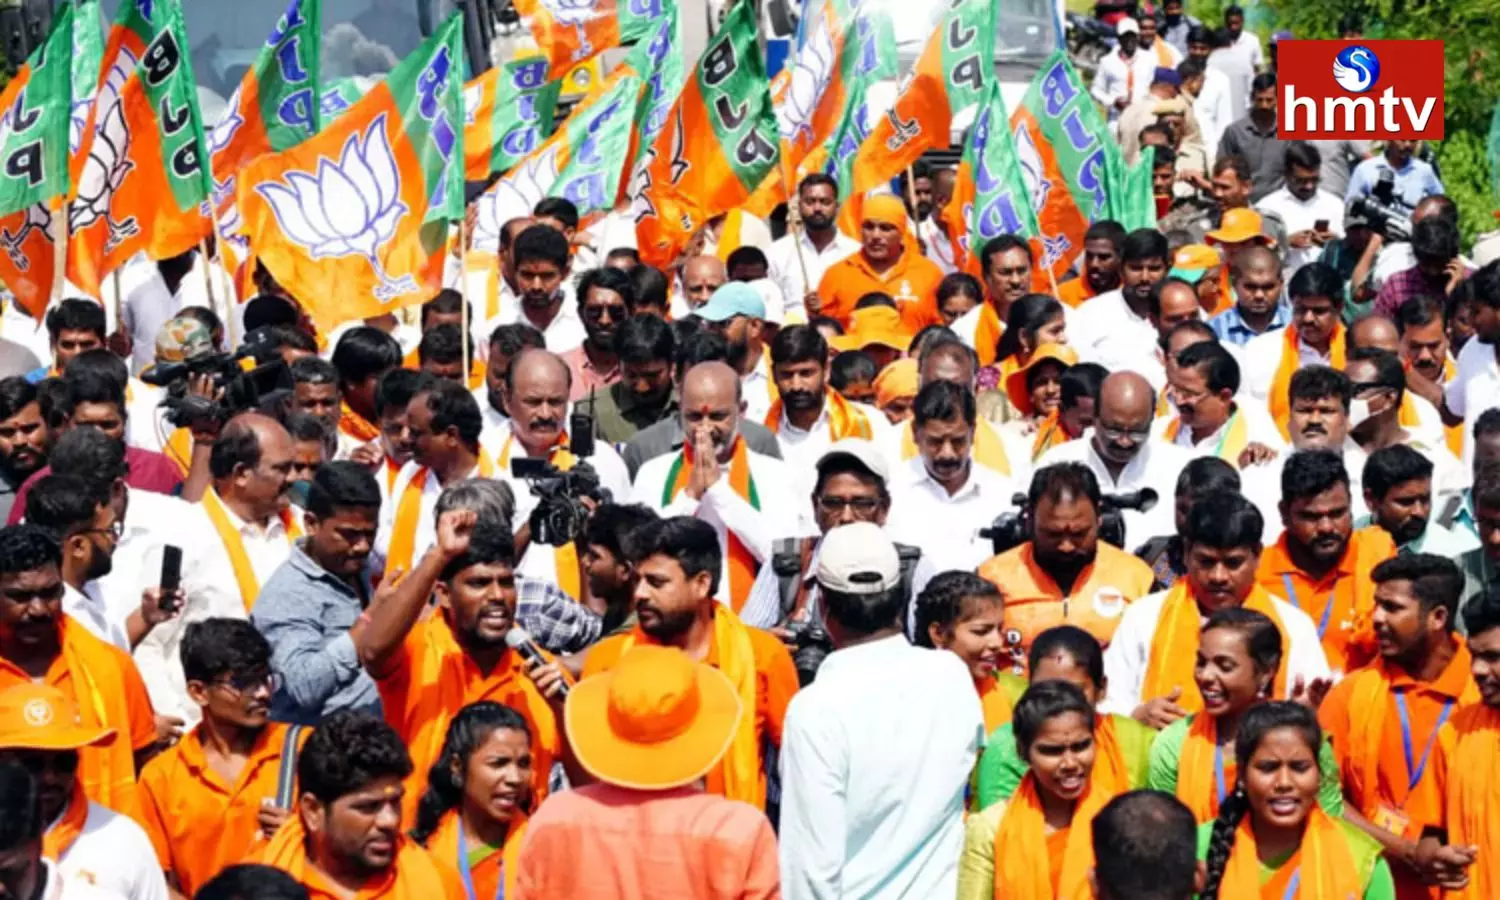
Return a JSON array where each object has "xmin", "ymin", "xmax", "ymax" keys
[
  {"xmin": 50, "ymin": 198, "xmax": 66, "ymax": 304},
  {"xmin": 459, "ymin": 215, "xmax": 471, "ymax": 381}
]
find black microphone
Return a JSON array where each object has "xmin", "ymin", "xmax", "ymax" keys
[{"xmin": 505, "ymin": 627, "xmax": 568, "ymax": 698}]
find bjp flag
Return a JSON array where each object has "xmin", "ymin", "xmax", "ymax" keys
[
  {"xmin": 616, "ymin": 6, "xmax": 685, "ymax": 212},
  {"xmin": 67, "ymin": 0, "xmax": 214, "ymax": 302},
  {"xmin": 463, "ymin": 58, "xmax": 563, "ymax": 182},
  {"xmin": 951, "ymin": 79, "xmax": 1041, "ymax": 278},
  {"xmin": 0, "ymin": 5, "xmax": 73, "ymax": 318},
  {"xmin": 512, "ymin": 0, "xmax": 667, "ymax": 80},
  {"xmin": 67, "ymin": 0, "xmax": 104, "ymax": 159},
  {"xmin": 237, "ymin": 14, "xmax": 465, "ymax": 333},
  {"xmin": 209, "ymin": 0, "xmax": 323, "ymax": 292},
  {"xmin": 633, "ymin": 0, "xmax": 779, "ymax": 268}
]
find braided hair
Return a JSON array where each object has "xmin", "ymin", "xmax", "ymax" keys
[
  {"xmin": 1200, "ymin": 702, "xmax": 1323, "ymax": 899},
  {"xmin": 410, "ymin": 702, "xmax": 534, "ymax": 845}
]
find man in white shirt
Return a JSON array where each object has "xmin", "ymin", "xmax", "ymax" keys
[
  {"xmin": 694, "ymin": 282, "xmax": 776, "ymax": 422},
  {"xmin": 1241, "ymin": 262, "xmax": 1343, "ymax": 415},
  {"xmin": 117, "ymin": 250, "xmax": 226, "ymax": 375},
  {"xmin": 1075, "ymin": 230, "xmax": 1172, "ymax": 377},
  {"xmin": 668, "ymin": 255, "xmax": 728, "ymax": 319},
  {"xmin": 1037, "ymin": 372, "xmax": 1193, "ymax": 548},
  {"xmin": 472, "ymin": 322, "xmax": 545, "ymax": 453},
  {"xmin": 495, "ymin": 224, "xmax": 585, "ymax": 354},
  {"xmin": 769, "ymin": 174, "xmax": 860, "ymax": 321},
  {"xmin": 1092, "ymin": 19, "xmax": 1146, "ymax": 123},
  {"xmin": 1182, "ymin": 40, "xmax": 1233, "ymax": 153},
  {"xmin": 1158, "ymin": 339, "xmax": 1284, "ymax": 463},
  {"xmin": 1220, "ymin": 5, "xmax": 1265, "ymax": 75},
  {"xmin": 632, "ymin": 361, "xmax": 798, "ymax": 611},
  {"xmin": 1255, "ymin": 142, "xmax": 1346, "ymax": 278},
  {"xmin": 779, "ymin": 522, "xmax": 983, "ymax": 900},
  {"xmin": 1345, "ymin": 348, "xmax": 1467, "ymax": 503},
  {"xmin": 888, "ymin": 381, "xmax": 1018, "ymax": 573},
  {"xmin": 1443, "ymin": 265, "xmax": 1500, "ymax": 466}
]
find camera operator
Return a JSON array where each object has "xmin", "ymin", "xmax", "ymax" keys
[
  {"xmin": 977, "ymin": 463, "xmax": 1155, "ymax": 676},
  {"xmin": 1345, "ymin": 140, "xmax": 1444, "ymax": 212},
  {"xmin": 1354, "ymin": 195, "xmax": 1466, "ymax": 301}
]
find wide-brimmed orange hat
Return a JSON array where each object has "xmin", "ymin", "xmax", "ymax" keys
[
  {"xmin": 1005, "ymin": 343, "xmax": 1078, "ymax": 415},
  {"xmin": 1205, "ymin": 208, "xmax": 1273, "ymax": 246},
  {"xmin": 0, "ymin": 684, "xmax": 116, "ymax": 751},
  {"xmin": 832, "ymin": 305, "xmax": 913, "ymax": 354},
  {"xmin": 565, "ymin": 645, "xmax": 742, "ymax": 790}
]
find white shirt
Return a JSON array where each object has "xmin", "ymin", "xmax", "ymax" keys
[
  {"xmin": 1100, "ymin": 586, "xmax": 1333, "ymax": 717},
  {"xmin": 1238, "ymin": 440, "xmax": 1371, "ymax": 545},
  {"xmin": 40, "ymin": 858, "xmax": 128, "ymax": 900},
  {"xmin": 119, "ymin": 255, "xmax": 230, "ymax": 374},
  {"xmin": 887, "ymin": 456, "xmax": 1018, "ymax": 573},
  {"xmin": 1240, "ymin": 326, "xmax": 1323, "ymax": 408},
  {"xmin": 375, "ymin": 459, "xmax": 486, "ymax": 571},
  {"xmin": 1092, "ymin": 51, "xmax": 1139, "ymax": 119},
  {"xmin": 631, "ymin": 446, "xmax": 798, "ymax": 606},
  {"xmin": 768, "ymin": 230, "xmax": 860, "ymax": 322},
  {"xmin": 916, "ymin": 218, "xmax": 959, "ymax": 275},
  {"xmin": 877, "ymin": 417, "xmax": 1035, "ymax": 492},
  {"xmin": 472, "ymin": 385, "xmax": 513, "ymax": 454},
  {"xmin": 771, "ymin": 407, "xmax": 891, "ymax": 533},
  {"xmin": 742, "ymin": 353, "xmax": 776, "ymax": 424},
  {"xmin": 779, "ymin": 635, "xmax": 983, "ymax": 900},
  {"xmin": 1133, "ymin": 40, "xmax": 1181, "ymax": 95},
  {"xmin": 500, "ymin": 436, "xmax": 632, "ymax": 590},
  {"xmin": 63, "ymin": 585, "xmax": 129, "ymax": 651},
  {"xmin": 497, "ymin": 291, "xmax": 586, "ymax": 354},
  {"xmin": 1255, "ymin": 187, "xmax": 1346, "ymax": 277},
  {"xmin": 92, "ymin": 489, "xmax": 201, "ymax": 633},
  {"xmin": 1224, "ymin": 30, "xmax": 1265, "ymax": 74},
  {"xmin": 1154, "ymin": 396, "xmax": 1286, "ymax": 460},
  {"xmin": 1445, "ymin": 337, "xmax": 1500, "ymax": 468},
  {"xmin": 53, "ymin": 800, "xmax": 169, "ymax": 900},
  {"xmin": 1193, "ymin": 67, "xmax": 1236, "ymax": 155},
  {"xmin": 1072, "ymin": 290, "xmax": 1159, "ymax": 375},
  {"xmin": 0, "ymin": 298, "xmax": 51, "ymax": 365},
  {"xmin": 1036, "ymin": 433, "xmax": 1194, "ymax": 548}
]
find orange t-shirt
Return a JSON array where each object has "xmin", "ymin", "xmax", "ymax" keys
[
  {"xmin": 816, "ymin": 249, "xmax": 944, "ymax": 332},
  {"xmin": 978, "ymin": 542, "xmax": 1155, "ymax": 677},
  {"xmin": 0, "ymin": 618, "xmax": 156, "ymax": 823},
  {"xmin": 1255, "ymin": 527, "xmax": 1396, "ymax": 674},
  {"xmin": 251, "ymin": 818, "xmax": 464, "ymax": 900},
  {"xmin": 1055, "ymin": 277, "xmax": 1097, "ymax": 308},
  {"xmin": 137, "ymin": 723, "xmax": 306, "ymax": 897}
]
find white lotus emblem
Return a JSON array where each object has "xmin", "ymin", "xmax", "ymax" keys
[
  {"xmin": 540, "ymin": 0, "xmax": 601, "ymax": 61},
  {"xmin": 256, "ymin": 113, "xmax": 418, "ymax": 300},
  {"xmin": 209, "ymin": 89, "xmax": 246, "ymax": 158},
  {"xmin": 777, "ymin": 22, "xmax": 835, "ymax": 145},
  {"xmin": 1013, "ymin": 122, "xmax": 1051, "ymax": 214},
  {"xmin": 0, "ymin": 204, "xmax": 52, "ymax": 271},
  {"xmin": 473, "ymin": 144, "xmax": 561, "ymax": 253},
  {"xmin": 70, "ymin": 47, "xmax": 141, "ymax": 253}
]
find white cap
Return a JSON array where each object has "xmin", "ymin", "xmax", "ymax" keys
[
  {"xmin": 1472, "ymin": 229, "xmax": 1500, "ymax": 268},
  {"xmin": 816, "ymin": 438, "xmax": 890, "ymax": 484},
  {"xmin": 816, "ymin": 522, "xmax": 901, "ymax": 595},
  {"xmin": 1117, "ymin": 17, "xmax": 1140, "ymax": 35}
]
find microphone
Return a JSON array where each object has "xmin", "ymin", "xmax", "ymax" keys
[{"xmin": 505, "ymin": 627, "xmax": 568, "ymax": 698}]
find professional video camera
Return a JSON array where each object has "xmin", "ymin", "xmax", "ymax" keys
[
  {"xmin": 1348, "ymin": 169, "xmax": 1414, "ymax": 243},
  {"xmin": 783, "ymin": 619, "xmax": 834, "ymax": 687},
  {"xmin": 140, "ymin": 327, "xmax": 292, "ymax": 430},
  {"xmin": 510, "ymin": 411, "xmax": 612, "ymax": 546},
  {"xmin": 979, "ymin": 488, "xmax": 1159, "ymax": 556}
]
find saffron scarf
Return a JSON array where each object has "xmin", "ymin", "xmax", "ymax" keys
[
  {"xmin": 901, "ymin": 419, "xmax": 1012, "ymax": 477},
  {"xmin": 257, "ymin": 816, "xmax": 459, "ymax": 898},
  {"xmin": 662, "ymin": 437, "xmax": 761, "ymax": 611},
  {"xmin": 341, "ymin": 402, "xmax": 381, "ymax": 443},
  {"xmin": 427, "ymin": 810, "xmax": 528, "ymax": 900},
  {"xmin": 497, "ymin": 435, "xmax": 582, "ymax": 601},
  {"xmin": 42, "ymin": 781, "xmax": 89, "ymax": 861},
  {"xmin": 1031, "ymin": 410, "xmax": 1067, "ymax": 461},
  {"xmin": 976, "ymin": 675, "xmax": 1016, "ymax": 733},
  {"xmin": 764, "ymin": 389, "xmax": 873, "ymax": 440},
  {"xmin": 59, "ymin": 620, "xmax": 141, "ymax": 823},
  {"xmin": 1269, "ymin": 324, "xmax": 1346, "ymax": 440},
  {"xmin": 164, "ymin": 426, "xmax": 194, "ymax": 476},
  {"xmin": 201, "ymin": 489, "xmax": 303, "ymax": 612},
  {"xmin": 1176, "ymin": 713, "xmax": 1234, "ymax": 822},
  {"xmin": 1446, "ymin": 704, "xmax": 1500, "ymax": 899},
  {"xmin": 1142, "ymin": 583, "xmax": 1290, "ymax": 713},
  {"xmin": 713, "ymin": 210, "xmax": 746, "ymax": 263},
  {"xmin": 1217, "ymin": 807, "xmax": 1368, "ymax": 900},
  {"xmin": 619, "ymin": 605, "xmax": 763, "ymax": 806},
  {"xmin": 1161, "ymin": 408, "xmax": 1250, "ymax": 465},
  {"xmin": 387, "ymin": 455, "xmax": 495, "ymax": 577},
  {"xmin": 974, "ymin": 303, "xmax": 1005, "ymax": 367}
]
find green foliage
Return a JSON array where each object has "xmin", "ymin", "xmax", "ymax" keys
[{"xmin": 1436, "ymin": 130, "xmax": 1494, "ymax": 246}]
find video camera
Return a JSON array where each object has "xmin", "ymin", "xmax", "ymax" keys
[
  {"xmin": 510, "ymin": 411, "xmax": 612, "ymax": 546},
  {"xmin": 979, "ymin": 488, "xmax": 1159, "ymax": 556},
  {"xmin": 140, "ymin": 327, "xmax": 292, "ymax": 430},
  {"xmin": 1348, "ymin": 169, "xmax": 1414, "ymax": 243}
]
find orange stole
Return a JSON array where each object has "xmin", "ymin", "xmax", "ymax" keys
[
  {"xmin": 1269, "ymin": 325, "xmax": 1346, "ymax": 440},
  {"xmin": 201, "ymin": 489, "xmax": 303, "ymax": 612},
  {"xmin": 977, "ymin": 676, "xmax": 1015, "ymax": 733},
  {"xmin": 387, "ymin": 455, "xmax": 495, "ymax": 576},
  {"xmin": 1176, "ymin": 714, "xmax": 1235, "ymax": 822},
  {"xmin": 254, "ymin": 816, "xmax": 462, "ymax": 899},
  {"xmin": 900, "ymin": 419, "xmax": 1012, "ymax": 477},
  {"xmin": 1142, "ymin": 583, "xmax": 1290, "ymax": 713},
  {"xmin": 765, "ymin": 389, "xmax": 873, "ymax": 440},
  {"xmin": 42, "ymin": 781, "xmax": 89, "ymax": 861},
  {"xmin": 1445, "ymin": 704, "xmax": 1500, "ymax": 899},
  {"xmin": 341, "ymin": 402, "xmax": 381, "ymax": 443},
  {"xmin": 497, "ymin": 435, "xmax": 582, "ymax": 601},
  {"xmin": 974, "ymin": 303, "xmax": 1005, "ymax": 367},
  {"xmin": 662, "ymin": 438, "xmax": 761, "ymax": 611},
  {"xmin": 426, "ymin": 811, "xmax": 527, "ymax": 900},
  {"xmin": 1216, "ymin": 808, "xmax": 1365, "ymax": 900},
  {"xmin": 56, "ymin": 620, "xmax": 144, "ymax": 823},
  {"xmin": 1031, "ymin": 410, "xmax": 1067, "ymax": 461},
  {"xmin": 1161, "ymin": 408, "xmax": 1250, "ymax": 465}
]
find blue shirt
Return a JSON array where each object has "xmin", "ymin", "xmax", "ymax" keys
[
  {"xmin": 1208, "ymin": 299, "xmax": 1292, "ymax": 346},
  {"xmin": 1344, "ymin": 156, "xmax": 1445, "ymax": 211}
]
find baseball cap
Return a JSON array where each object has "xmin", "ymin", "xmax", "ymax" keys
[
  {"xmin": 693, "ymin": 282, "xmax": 766, "ymax": 324},
  {"xmin": 1205, "ymin": 208, "xmax": 1272, "ymax": 246},
  {"xmin": 816, "ymin": 438, "xmax": 890, "ymax": 484},
  {"xmin": 816, "ymin": 522, "xmax": 901, "ymax": 595},
  {"xmin": 0, "ymin": 684, "xmax": 116, "ymax": 752},
  {"xmin": 154, "ymin": 315, "xmax": 215, "ymax": 364},
  {"xmin": 1168, "ymin": 244, "xmax": 1222, "ymax": 283},
  {"xmin": 1005, "ymin": 343, "xmax": 1079, "ymax": 416},
  {"xmin": 1117, "ymin": 17, "xmax": 1140, "ymax": 35}
]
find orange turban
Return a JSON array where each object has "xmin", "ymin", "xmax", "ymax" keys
[
  {"xmin": 861, "ymin": 194, "xmax": 909, "ymax": 230},
  {"xmin": 873, "ymin": 358, "xmax": 919, "ymax": 409}
]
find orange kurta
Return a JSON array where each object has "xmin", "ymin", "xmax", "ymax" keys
[
  {"xmin": 0, "ymin": 617, "xmax": 156, "ymax": 823},
  {"xmin": 137, "ymin": 723, "xmax": 307, "ymax": 897},
  {"xmin": 1055, "ymin": 276, "xmax": 1096, "ymax": 308},
  {"xmin": 1255, "ymin": 526, "xmax": 1396, "ymax": 674},
  {"xmin": 1442, "ymin": 702, "xmax": 1500, "ymax": 900},
  {"xmin": 978, "ymin": 542, "xmax": 1154, "ymax": 677},
  {"xmin": 252, "ymin": 817, "xmax": 464, "ymax": 900},
  {"xmin": 816, "ymin": 249, "xmax": 944, "ymax": 333}
]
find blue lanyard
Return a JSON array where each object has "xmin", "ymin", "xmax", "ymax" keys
[
  {"xmin": 1213, "ymin": 740, "xmax": 1228, "ymax": 807},
  {"xmin": 1394, "ymin": 692, "xmax": 1455, "ymax": 794},
  {"xmin": 455, "ymin": 820, "xmax": 505, "ymax": 900},
  {"xmin": 1282, "ymin": 868, "xmax": 1301, "ymax": 900},
  {"xmin": 1280, "ymin": 574, "xmax": 1335, "ymax": 639}
]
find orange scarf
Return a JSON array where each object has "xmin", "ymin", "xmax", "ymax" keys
[
  {"xmin": 426, "ymin": 810, "xmax": 527, "ymax": 900},
  {"xmin": 341, "ymin": 402, "xmax": 381, "ymax": 443},
  {"xmin": 387, "ymin": 454, "xmax": 494, "ymax": 576},
  {"xmin": 619, "ymin": 605, "xmax": 763, "ymax": 805},
  {"xmin": 42, "ymin": 781, "xmax": 89, "ymax": 861},
  {"xmin": 663, "ymin": 437, "xmax": 760, "ymax": 611},
  {"xmin": 1269, "ymin": 325, "xmax": 1346, "ymax": 440},
  {"xmin": 256, "ymin": 816, "xmax": 460, "ymax": 898},
  {"xmin": 201, "ymin": 488, "xmax": 303, "ymax": 612},
  {"xmin": 1143, "ymin": 582, "xmax": 1290, "ymax": 713},
  {"xmin": 977, "ymin": 676, "xmax": 1015, "ymax": 733},
  {"xmin": 901, "ymin": 419, "xmax": 1012, "ymax": 477},
  {"xmin": 164, "ymin": 426, "xmax": 194, "ymax": 476},
  {"xmin": 58, "ymin": 619, "xmax": 142, "ymax": 823},
  {"xmin": 764, "ymin": 389, "xmax": 873, "ymax": 440},
  {"xmin": 1162, "ymin": 407, "xmax": 1250, "ymax": 465},
  {"xmin": 1446, "ymin": 704, "xmax": 1500, "ymax": 899},
  {"xmin": 497, "ymin": 435, "xmax": 582, "ymax": 600},
  {"xmin": 1216, "ymin": 807, "xmax": 1365, "ymax": 900},
  {"xmin": 974, "ymin": 303, "xmax": 1005, "ymax": 367},
  {"xmin": 1176, "ymin": 713, "xmax": 1235, "ymax": 822},
  {"xmin": 1030, "ymin": 410, "xmax": 1067, "ymax": 461}
]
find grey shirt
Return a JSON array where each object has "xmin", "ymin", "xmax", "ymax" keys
[
  {"xmin": 621, "ymin": 418, "xmax": 783, "ymax": 478},
  {"xmin": 1218, "ymin": 116, "xmax": 1289, "ymax": 203},
  {"xmin": 253, "ymin": 543, "xmax": 381, "ymax": 725}
]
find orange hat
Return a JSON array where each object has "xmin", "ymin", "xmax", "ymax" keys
[
  {"xmin": 832, "ymin": 305, "xmax": 913, "ymax": 354},
  {"xmin": 861, "ymin": 193, "xmax": 909, "ymax": 230},
  {"xmin": 1205, "ymin": 208, "xmax": 1273, "ymax": 246},
  {"xmin": 1168, "ymin": 243, "xmax": 1222, "ymax": 284},
  {"xmin": 565, "ymin": 645, "xmax": 742, "ymax": 790},
  {"xmin": 873, "ymin": 357, "xmax": 919, "ymax": 408},
  {"xmin": 0, "ymin": 684, "xmax": 116, "ymax": 752},
  {"xmin": 1005, "ymin": 343, "xmax": 1079, "ymax": 415}
]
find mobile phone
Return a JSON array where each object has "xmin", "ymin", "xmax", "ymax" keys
[
  {"xmin": 1314, "ymin": 219, "xmax": 1330, "ymax": 232},
  {"xmin": 159, "ymin": 545, "xmax": 182, "ymax": 613}
]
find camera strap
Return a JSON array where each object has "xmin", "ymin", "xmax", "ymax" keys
[{"xmin": 789, "ymin": 537, "xmax": 817, "ymax": 622}]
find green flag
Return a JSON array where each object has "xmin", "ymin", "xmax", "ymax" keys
[
  {"xmin": 957, "ymin": 79, "xmax": 1041, "ymax": 258},
  {"xmin": 69, "ymin": 0, "xmax": 104, "ymax": 156}
]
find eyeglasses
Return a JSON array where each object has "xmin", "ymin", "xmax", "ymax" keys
[
  {"xmin": 77, "ymin": 520, "xmax": 124, "ymax": 541},
  {"xmin": 212, "ymin": 670, "xmax": 282, "ymax": 695},
  {"xmin": 816, "ymin": 496, "xmax": 883, "ymax": 516},
  {"xmin": 583, "ymin": 304, "xmax": 628, "ymax": 323},
  {"xmin": 1096, "ymin": 423, "xmax": 1152, "ymax": 443}
]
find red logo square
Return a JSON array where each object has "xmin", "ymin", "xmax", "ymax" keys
[{"xmin": 1276, "ymin": 40, "xmax": 1444, "ymax": 140}]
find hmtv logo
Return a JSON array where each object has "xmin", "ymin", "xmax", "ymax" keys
[{"xmin": 1277, "ymin": 40, "xmax": 1444, "ymax": 140}]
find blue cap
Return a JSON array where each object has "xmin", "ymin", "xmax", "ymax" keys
[
  {"xmin": 693, "ymin": 281, "xmax": 766, "ymax": 323},
  {"xmin": 1152, "ymin": 66, "xmax": 1182, "ymax": 87}
]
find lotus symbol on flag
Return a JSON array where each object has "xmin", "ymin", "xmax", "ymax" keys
[
  {"xmin": 1012, "ymin": 123, "xmax": 1050, "ymax": 214},
  {"xmin": 475, "ymin": 144, "xmax": 561, "ymax": 252},
  {"xmin": 70, "ymin": 47, "xmax": 140, "ymax": 249},
  {"xmin": 0, "ymin": 204, "xmax": 51, "ymax": 272},
  {"xmin": 209, "ymin": 92, "xmax": 246, "ymax": 158},
  {"xmin": 256, "ymin": 113, "xmax": 418, "ymax": 301},
  {"xmin": 541, "ymin": 0, "xmax": 601, "ymax": 61},
  {"xmin": 777, "ymin": 23, "xmax": 835, "ymax": 146}
]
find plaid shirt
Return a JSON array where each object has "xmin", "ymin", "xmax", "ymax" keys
[
  {"xmin": 1373, "ymin": 263, "xmax": 1469, "ymax": 319},
  {"xmin": 516, "ymin": 576, "xmax": 602, "ymax": 654}
]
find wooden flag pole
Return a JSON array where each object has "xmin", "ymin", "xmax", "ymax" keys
[{"xmin": 50, "ymin": 198, "xmax": 66, "ymax": 304}]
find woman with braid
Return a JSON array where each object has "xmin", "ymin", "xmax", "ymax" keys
[{"xmin": 1196, "ymin": 702, "xmax": 1394, "ymax": 900}]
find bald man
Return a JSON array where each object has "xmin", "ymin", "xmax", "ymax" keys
[
  {"xmin": 1037, "ymin": 371, "xmax": 1194, "ymax": 546},
  {"xmin": 1207, "ymin": 245, "xmax": 1289, "ymax": 347},
  {"xmin": 630, "ymin": 362, "xmax": 799, "ymax": 610},
  {"xmin": 1347, "ymin": 314, "xmax": 1450, "ymax": 450},
  {"xmin": 676, "ymin": 255, "xmax": 728, "ymax": 316}
]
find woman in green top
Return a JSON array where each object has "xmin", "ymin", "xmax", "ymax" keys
[
  {"xmin": 1198, "ymin": 702, "xmax": 1394, "ymax": 900},
  {"xmin": 1146, "ymin": 608, "xmax": 1343, "ymax": 822},
  {"xmin": 973, "ymin": 625, "xmax": 1154, "ymax": 810}
]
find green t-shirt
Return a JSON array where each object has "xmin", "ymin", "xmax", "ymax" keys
[
  {"xmin": 1194, "ymin": 819, "xmax": 1396, "ymax": 900},
  {"xmin": 1146, "ymin": 715, "xmax": 1344, "ymax": 818},
  {"xmin": 973, "ymin": 713, "xmax": 1155, "ymax": 811}
]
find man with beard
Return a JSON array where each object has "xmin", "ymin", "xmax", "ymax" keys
[
  {"xmin": 251, "ymin": 711, "xmax": 463, "ymax": 895},
  {"xmin": 24, "ymin": 299, "xmax": 105, "ymax": 383},
  {"xmin": 372, "ymin": 369, "xmax": 425, "ymax": 499},
  {"xmin": 1243, "ymin": 263, "xmax": 1348, "ymax": 439},
  {"xmin": 1344, "ymin": 348, "xmax": 1466, "ymax": 504},
  {"xmin": 287, "ymin": 357, "xmax": 347, "ymax": 453},
  {"xmin": 816, "ymin": 195, "xmax": 943, "ymax": 332},
  {"xmin": 1101, "ymin": 491, "xmax": 1330, "ymax": 725},
  {"xmin": 1218, "ymin": 73, "xmax": 1289, "ymax": 203},
  {"xmin": 474, "ymin": 323, "xmax": 545, "ymax": 451},
  {"xmin": 494, "ymin": 225, "xmax": 585, "ymax": 354},
  {"xmin": 769, "ymin": 174, "xmax": 859, "ymax": 320},
  {"xmin": 252, "ymin": 462, "xmax": 383, "ymax": 725},
  {"xmin": 1255, "ymin": 449, "xmax": 1397, "ymax": 674},
  {"xmin": 693, "ymin": 282, "xmax": 775, "ymax": 422},
  {"xmin": 1091, "ymin": 19, "xmax": 1144, "ymax": 122},
  {"xmin": 1347, "ymin": 314, "xmax": 1448, "ymax": 449},
  {"xmin": 579, "ymin": 503, "xmax": 659, "ymax": 637},
  {"xmin": 578, "ymin": 314, "xmax": 677, "ymax": 445},
  {"xmin": 918, "ymin": 166, "xmax": 960, "ymax": 275},
  {"xmin": 360, "ymin": 511, "xmax": 574, "ymax": 822},
  {"xmin": 1208, "ymin": 244, "xmax": 1289, "ymax": 347},
  {"xmin": 1394, "ymin": 296, "xmax": 1462, "ymax": 445},
  {"xmin": 1185, "ymin": 26, "xmax": 1234, "ymax": 151},
  {"xmin": 978, "ymin": 463, "xmax": 1154, "ymax": 676},
  {"xmin": 952, "ymin": 235, "xmax": 1036, "ymax": 367},
  {"xmin": 1442, "ymin": 261, "xmax": 1500, "ymax": 467},
  {"xmin": 1439, "ymin": 585, "xmax": 1500, "ymax": 899},
  {"xmin": 1360, "ymin": 445, "xmax": 1475, "ymax": 557},
  {"xmin": 1056, "ymin": 221, "xmax": 1125, "ymax": 308},
  {"xmin": 581, "ymin": 515, "xmax": 797, "ymax": 808},
  {"xmin": 631, "ymin": 362, "xmax": 798, "ymax": 611},
  {"xmin": 1256, "ymin": 142, "xmax": 1347, "ymax": 277},
  {"xmin": 0, "ymin": 379, "xmax": 49, "ymax": 524},
  {"xmin": 559, "ymin": 267, "xmax": 633, "ymax": 403},
  {"xmin": 1073, "ymin": 230, "xmax": 1170, "ymax": 371},
  {"xmin": 0, "ymin": 684, "xmax": 166, "ymax": 900}
]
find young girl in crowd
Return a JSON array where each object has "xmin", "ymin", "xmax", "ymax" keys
[
  {"xmin": 1198, "ymin": 702, "xmax": 1394, "ymax": 900},
  {"xmin": 914, "ymin": 572, "xmax": 1026, "ymax": 733},
  {"xmin": 412, "ymin": 702, "xmax": 535, "ymax": 900}
]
